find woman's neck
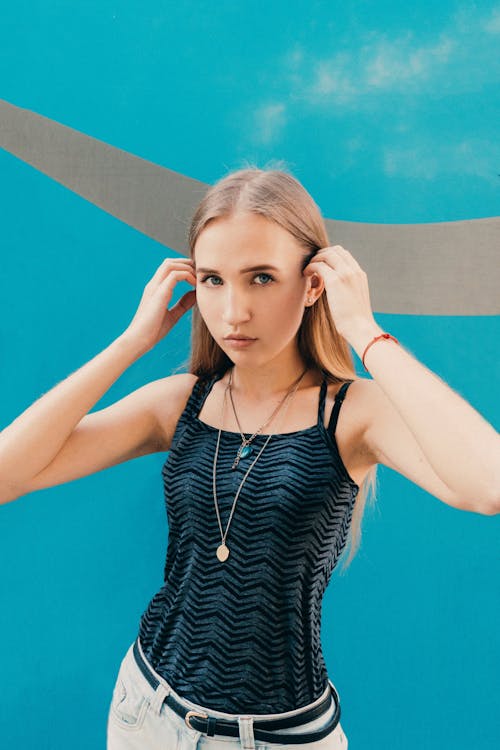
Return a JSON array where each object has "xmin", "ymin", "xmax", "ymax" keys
[{"xmin": 226, "ymin": 361, "xmax": 321, "ymax": 401}]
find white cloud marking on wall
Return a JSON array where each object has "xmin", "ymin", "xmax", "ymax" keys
[
  {"xmin": 247, "ymin": 4, "xmax": 500, "ymax": 182},
  {"xmin": 252, "ymin": 102, "xmax": 287, "ymax": 146},
  {"xmin": 484, "ymin": 9, "xmax": 500, "ymax": 32},
  {"xmin": 382, "ymin": 138, "xmax": 500, "ymax": 182},
  {"xmin": 293, "ymin": 6, "xmax": 499, "ymax": 107}
]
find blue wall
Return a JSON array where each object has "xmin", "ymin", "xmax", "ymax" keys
[{"xmin": 1, "ymin": 2, "xmax": 499, "ymax": 748}]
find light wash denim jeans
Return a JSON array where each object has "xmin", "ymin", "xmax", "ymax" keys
[{"xmin": 107, "ymin": 640, "xmax": 348, "ymax": 749}]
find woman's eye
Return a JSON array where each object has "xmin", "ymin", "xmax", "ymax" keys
[
  {"xmin": 200, "ymin": 275, "xmax": 222, "ymax": 285},
  {"xmin": 200, "ymin": 273, "xmax": 274, "ymax": 286},
  {"xmin": 254, "ymin": 273, "xmax": 274, "ymax": 284}
]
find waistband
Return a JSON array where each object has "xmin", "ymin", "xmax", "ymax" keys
[{"xmin": 132, "ymin": 637, "xmax": 341, "ymax": 744}]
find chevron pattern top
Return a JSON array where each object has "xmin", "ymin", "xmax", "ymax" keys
[{"xmin": 137, "ymin": 371, "xmax": 359, "ymax": 714}]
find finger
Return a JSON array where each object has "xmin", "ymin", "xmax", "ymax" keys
[
  {"xmin": 158, "ymin": 269, "xmax": 197, "ymax": 300},
  {"xmin": 303, "ymin": 258, "xmax": 345, "ymax": 277},
  {"xmin": 306, "ymin": 249, "xmax": 355, "ymax": 276},
  {"xmin": 167, "ymin": 289, "xmax": 197, "ymax": 323},
  {"xmin": 315, "ymin": 250, "xmax": 349, "ymax": 257},
  {"xmin": 313, "ymin": 246, "xmax": 349, "ymax": 263},
  {"xmin": 148, "ymin": 257, "xmax": 195, "ymax": 290},
  {"xmin": 315, "ymin": 245, "xmax": 361, "ymax": 270},
  {"xmin": 165, "ymin": 268, "xmax": 197, "ymax": 286}
]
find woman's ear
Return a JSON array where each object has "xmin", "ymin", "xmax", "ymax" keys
[
  {"xmin": 305, "ymin": 272, "xmax": 325, "ymax": 305},
  {"xmin": 309, "ymin": 272, "xmax": 324, "ymax": 294},
  {"xmin": 309, "ymin": 273, "xmax": 321, "ymax": 289}
]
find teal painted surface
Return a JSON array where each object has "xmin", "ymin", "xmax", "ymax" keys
[
  {"xmin": 1, "ymin": 2, "xmax": 499, "ymax": 223},
  {"xmin": 1, "ymin": 2, "xmax": 499, "ymax": 748}
]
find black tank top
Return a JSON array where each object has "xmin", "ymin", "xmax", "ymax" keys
[{"xmin": 138, "ymin": 371, "xmax": 359, "ymax": 713}]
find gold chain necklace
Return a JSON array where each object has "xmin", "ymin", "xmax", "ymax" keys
[
  {"xmin": 228, "ymin": 367, "xmax": 308, "ymax": 470},
  {"xmin": 212, "ymin": 367, "xmax": 308, "ymax": 562}
]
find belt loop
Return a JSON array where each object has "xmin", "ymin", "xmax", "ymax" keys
[
  {"xmin": 150, "ymin": 683, "xmax": 170, "ymax": 716},
  {"xmin": 238, "ymin": 715, "xmax": 255, "ymax": 749}
]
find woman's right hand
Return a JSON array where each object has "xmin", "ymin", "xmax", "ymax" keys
[{"xmin": 123, "ymin": 256, "xmax": 197, "ymax": 355}]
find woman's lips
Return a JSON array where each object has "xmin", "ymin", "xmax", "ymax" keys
[{"xmin": 224, "ymin": 338, "xmax": 257, "ymax": 348}]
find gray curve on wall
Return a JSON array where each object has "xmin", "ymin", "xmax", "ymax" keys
[{"xmin": 1, "ymin": 98, "xmax": 498, "ymax": 315}]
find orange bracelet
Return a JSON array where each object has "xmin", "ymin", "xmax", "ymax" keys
[{"xmin": 362, "ymin": 333, "xmax": 399, "ymax": 371}]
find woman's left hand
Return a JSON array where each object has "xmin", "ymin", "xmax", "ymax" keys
[{"xmin": 303, "ymin": 245, "xmax": 376, "ymax": 339}]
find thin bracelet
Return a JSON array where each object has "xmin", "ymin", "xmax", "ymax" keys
[{"xmin": 362, "ymin": 333, "xmax": 399, "ymax": 371}]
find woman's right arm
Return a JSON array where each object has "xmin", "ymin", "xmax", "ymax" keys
[{"xmin": 0, "ymin": 255, "xmax": 197, "ymax": 504}]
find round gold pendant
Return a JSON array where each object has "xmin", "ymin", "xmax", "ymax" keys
[{"xmin": 216, "ymin": 543, "xmax": 229, "ymax": 562}]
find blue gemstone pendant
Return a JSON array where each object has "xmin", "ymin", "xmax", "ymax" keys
[{"xmin": 231, "ymin": 442, "xmax": 254, "ymax": 470}]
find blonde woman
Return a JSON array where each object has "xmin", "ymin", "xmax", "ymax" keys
[{"xmin": 1, "ymin": 168, "xmax": 498, "ymax": 750}]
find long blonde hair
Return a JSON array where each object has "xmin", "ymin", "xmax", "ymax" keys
[{"xmin": 185, "ymin": 163, "xmax": 377, "ymax": 571}]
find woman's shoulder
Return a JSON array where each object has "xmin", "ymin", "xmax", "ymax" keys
[
  {"xmin": 327, "ymin": 374, "xmax": 372, "ymax": 393},
  {"xmin": 324, "ymin": 375, "xmax": 369, "ymax": 399},
  {"xmin": 323, "ymin": 376, "xmax": 377, "ymax": 443},
  {"xmin": 323, "ymin": 376, "xmax": 378, "ymax": 486},
  {"xmin": 151, "ymin": 372, "xmax": 204, "ymax": 451}
]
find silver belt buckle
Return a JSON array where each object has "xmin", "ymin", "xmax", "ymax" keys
[{"xmin": 185, "ymin": 709, "xmax": 209, "ymax": 730}]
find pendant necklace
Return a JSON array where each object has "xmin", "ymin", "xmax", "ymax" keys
[
  {"xmin": 213, "ymin": 366, "xmax": 308, "ymax": 562},
  {"xmin": 228, "ymin": 367, "xmax": 308, "ymax": 470}
]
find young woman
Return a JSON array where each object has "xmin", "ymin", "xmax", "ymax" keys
[{"xmin": 1, "ymin": 168, "xmax": 498, "ymax": 750}]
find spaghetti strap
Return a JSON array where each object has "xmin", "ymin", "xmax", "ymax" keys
[
  {"xmin": 184, "ymin": 377, "xmax": 205, "ymax": 418},
  {"xmin": 194, "ymin": 372, "xmax": 222, "ymax": 418},
  {"xmin": 327, "ymin": 380, "xmax": 354, "ymax": 437},
  {"xmin": 168, "ymin": 372, "xmax": 221, "ymax": 453},
  {"xmin": 317, "ymin": 377, "xmax": 328, "ymax": 427}
]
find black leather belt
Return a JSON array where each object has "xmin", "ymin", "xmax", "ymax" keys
[{"xmin": 133, "ymin": 639, "xmax": 341, "ymax": 744}]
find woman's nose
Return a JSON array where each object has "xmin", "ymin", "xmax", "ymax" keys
[{"xmin": 221, "ymin": 291, "xmax": 251, "ymax": 326}]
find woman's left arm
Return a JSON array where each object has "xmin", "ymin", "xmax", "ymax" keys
[
  {"xmin": 348, "ymin": 318, "xmax": 500, "ymax": 515},
  {"xmin": 304, "ymin": 244, "xmax": 500, "ymax": 515}
]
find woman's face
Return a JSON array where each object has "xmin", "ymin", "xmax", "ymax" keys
[{"xmin": 193, "ymin": 211, "xmax": 320, "ymax": 366}]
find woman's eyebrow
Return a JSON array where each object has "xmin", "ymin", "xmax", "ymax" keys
[{"xmin": 195, "ymin": 264, "xmax": 280, "ymax": 274}]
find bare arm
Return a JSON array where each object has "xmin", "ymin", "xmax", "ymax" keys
[
  {"xmin": 0, "ymin": 255, "xmax": 197, "ymax": 504},
  {"xmin": 0, "ymin": 335, "xmax": 143, "ymax": 502},
  {"xmin": 304, "ymin": 244, "xmax": 500, "ymax": 514},
  {"xmin": 349, "ymin": 319, "xmax": 500, "ymax": 515},
  {"xmin": 5, "ymin": 372, "xmax": 198, "ymax": 502}
]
